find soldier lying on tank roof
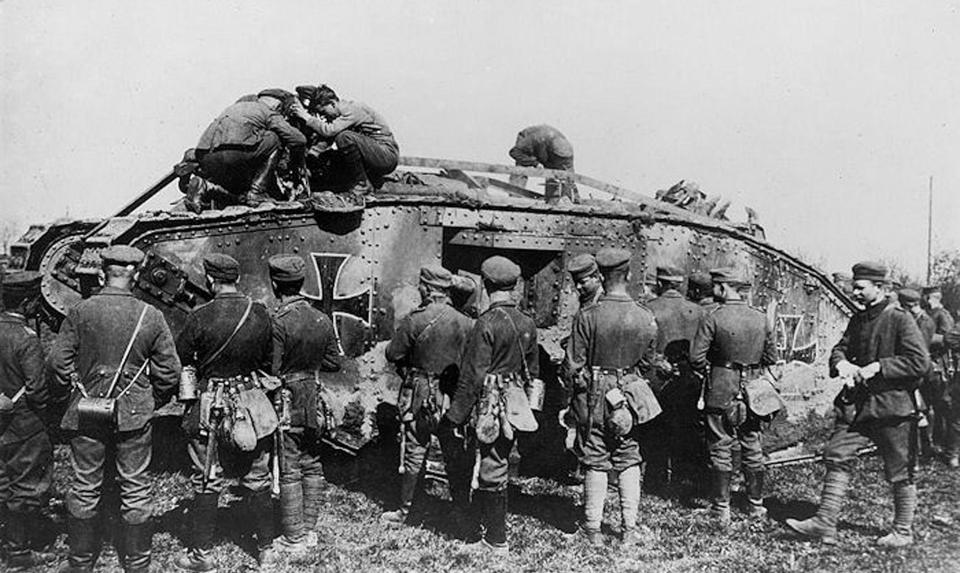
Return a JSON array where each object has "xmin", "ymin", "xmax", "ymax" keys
[
  {"xmin": 290, "ymin": 84, "xmax": 399, "ymax": 197},
  {"xmin": 177, "ymin": 89, "xmax": 307, "ymax": 213},
  {"xmin": 508, "ymin": 125, "xmax": 580, "ymax": 205}
]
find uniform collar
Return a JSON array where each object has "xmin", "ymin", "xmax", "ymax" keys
[
  {"xmin": 724, "ymin": 299, "xmax": 746, "ymax": 306},
  {"xmin": 488, "ymin": 300, "xmax": 516, "ymax": 311},
  {"xmin": 600, "ymin": 293, "xmax": 633, "ymax": 302},
  {"xmin": 215, "ymin": 291, "xmax": 247, "ymax": 300},
  {"xmin": 99, "ymin": 286, "xmax": 134, "ymax": 297},
  {"xmin": 659, "ymin": 289, "xmax": 682, "ymax": 299}
]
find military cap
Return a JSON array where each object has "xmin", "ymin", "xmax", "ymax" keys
[
  {"xmin": 567, "ymin": 254, "xmax": 598, "ymax": 281},
  {"xmin": 203, "ymin": 253, "xmax": 240, "ymax": 282},
  {"xmin": 922, "ymin": 284, "xmax": 941, "ymax": 295},
  {"xmin": 897, "ymin": 288, "xmax": 921, "ymax": 304},
  {"xmin": 258, "ymin": 88, "xmax": 294, "ymax": 101},
  {"xmin": 480, "ymin": 256, "xmax": 521, "ymax": 288},
  {"xmin": 595, "ymin": 248, "xmax": 631, "ymax": 272},
  {"xmin": 688, "ymin": 272, "xmax": 712, "ymax": 291},
  {"xmin": 710, "ymin": 266, "xmax": 750, "ymax": 286},
  {"xmin": 656, "ymin": 265, "xmax": 685, "ymax": 282},
  {"xmin": 1, "ymin": 270, "xmax": 42, "ymax": 298},
  {"xmin": 100, "ymin": 245, "xmax": 144, "ymax": 267},
  {"xmin": 419, "ymin": 265, "xmax": 453, "ymax": 289},
  {"xmin": 851, "ymin": 261, "xmax": 887, "ymax": 282},
  {"xmin": 268, "ymin": 254, "xmax": 305, "ymax": 283}
]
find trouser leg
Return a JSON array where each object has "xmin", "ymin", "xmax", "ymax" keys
[
  {"xmin": 475, "ymin": 437, "xmax": 512, "ymax": 546},
  {"xmin": 583, "ymin": 469, "xmax": 608, "ymax": 532},
  {"xmin": 280, "ymin": 431, "xmax": 305, "ymax": 542},
  {"xmin": 617, "ymin": 465, "xmax": 641, "ymax": 532},
  {"xmin": 67, "ymin": 432, "xmax": 107, "ymax": 569}
]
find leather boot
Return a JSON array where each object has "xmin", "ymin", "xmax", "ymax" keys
[
  {"xmin": 340, "ymin": 140, "xmax": 373, "ymax": 195},
  {"xmin": 276, "ymin": 483, "xmax": 309, "ymax": 559},
  {"xmin": 744, "ymin": 470, "xmax": 767, "ymax": 518},
  {"xmin": 302, "ymin": 475, "xmax": 324, "ymax": 548},
  {"xmin": 876, "ymin": 482, "xmax": 917, "ymax": 547},
  {"xmin": 711, "ymin": 470, "xmax": 732, "ymax": 528},
  {"xmin": 6, "ymin": 510, "xmax": 56, "ymax": 571},
  {"xmin": 65, "ymin": 516, "xmax": 101, "ymax": 572},
  {"xmin": 471, "ymin": 490, "xmax": 508, "ymax": 553},
  {"xmin": 785, "ymin": 469, "xmax": 849, "ymax": 545},
  {"xmin": 248, "ymin": 490, "xmax": 277, "ymax": 569},
  {"xmin": 245, "ymin": 150, "xmax": 280, "ymax": 206},
  {"xmin": 175, "ymin": 493, "xmax": 218, "ymax": 572},
  {"xmin": 382, "ymin": 472, "xmax": 418, "ymax": 525},
  {"xmin": 121, "ymin": 522, "xmax": 152, "ymax": 573}
]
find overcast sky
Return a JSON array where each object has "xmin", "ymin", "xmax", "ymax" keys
[{"xmin": 2, "ymin": 0, "xmax": 958, "ymax": 279}]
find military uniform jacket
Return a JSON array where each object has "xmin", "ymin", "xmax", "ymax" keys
[
  {"xmin": 303, "ymin": 100, "xmax": 398, "ymax": 150},
  {"xmin": 829, "ymin": 299, "xmax": 930, "ymax": 421},
  {"xmin": 446, "ymin": 301, "xmax": 538, "ymax": 426},
  {"xmin": 646, "ymin": 290, "xmax": 704, "ymax": 359},
  {"xmin": 690, "ymin": 299, "xmax": 777, "ymax": 410},
  {"xmin": 912, "ymin": 311, "xmax": 936, "ymax": 349},
  {"xmin": 0, "ymin": 313, "xmax": 48, "ymax": 444},
  {"xmin": 197, "ymin": 100, "xmax": 306, "ymax": 153},
  {"xmin": 272, "ymin": 296, "xmax": 341, "ymax": 429},
  {"xmin": 50, "ymin": 287, "xmax": 180, "ymax": 431},
  {"xmin": 508, "ymin": 125, "xmax": 574, "ymax": 167},
  {"xmin": 565, "ymin": 294, "xmax": 658, "ymax": 426},
  {"xmin": 928, "ymin": 307, "xmax": 955, "ymax": 372}
]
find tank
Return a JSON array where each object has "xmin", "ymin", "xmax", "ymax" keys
[{"xmin": 6, "ymin": 157, "xmax": 855, "ymax": 466}]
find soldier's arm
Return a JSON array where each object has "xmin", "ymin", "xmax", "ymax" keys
[
  {"xmin": 18, "ymin": 331, "xmax": 48, "ymax": 413},
  {"xmin": 446, "ymin": 323, "xmax": 491, "ymax": 425},
  {"xmin": 148, "ymin": 310, "xmax": 181, "ymax": 404},
  {"xmin": 876, "ymin": 312, "xmax": 930, "ymax": 384},
  {"xmin": 829, "ymin": 321, "xmax": 854, "ymax": 377},
  {"xmin": 932, "ymin": 311, "xmax": 955, "ymax": 347},
  {"xmin": 689, "ymin": 314, "xmax": 714, "ymax": 372},
  {"xmin": 761, "ymin": 321, "xmax": 778, "ymax": 367},
  {"xmin": 49, "ymin": 308, "xmax": 80, "ymax": 388},
  {"xmin": 525, "ymin": 320, "xmax": 540, "ymax": 379},
  {"xmin": 564, "ymin": 311, "xmax": 589, "ymax": 390},
  {"xmin": 384, "ymin": 316, "xmax": 413, "ymax": 365},
  {"xmin": 175, "ymin": 314, "xmax": 198, "ymax": 367},
  {"xmin": 271, "ymin": 315, "xmax": 287, "ymax": 375},
  {"xmin": 318, "ymin": 315, "xmax": 342, "ymax": 372},
  {"xmin": 301, "ymin": 105, "xmax": 364, "ymax": 139},
  {"xmin": 266, "ymin": 112, "xmax": 307, "ymax": 149}
]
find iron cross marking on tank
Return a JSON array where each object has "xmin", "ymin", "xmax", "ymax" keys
[{"xmin": 305, "ymin": 253, "xmax": 372, "ymax": 355}]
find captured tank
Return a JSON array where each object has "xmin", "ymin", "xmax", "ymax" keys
[{"xmin": 7, "ymin": 157, "xmax": 855, "ymax": 466}]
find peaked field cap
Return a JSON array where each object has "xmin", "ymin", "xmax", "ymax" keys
[
  {"xmin": 567, "ymin": 254, "xmax": 598, "ymax": 281},
  {"xmin": 656, "ymin": 265, "xmax": 685, "ymax": 282},
  {"xmin": 1, "ymin": 270, "xmax": 42, "ymax": 296},
  {"xmin": 203, "ymin": 253, "xmax": 240, "ymax": 282},
  {"xmin": 897, "ymin": 288, "xmax": 921, "ymax": 304},
  {"xmin": 258, "ymin": 88, "xmax": 293, "ymax": 101},
  {"xmin": 688, "ymin": 272, "xmax": 712, "ymax": 290},
  {"xmin": 921, "ymin": 284, "xmax": 941, "ymax": 294},
  {"xmin": 595, "ymin": 248, "xmax": 631, "ymax": 271},
  {"xmin": 851, "ymin": 261, "xmax": 887, "ymax": 282},
  {"xmin": 100, "ymin": 245, "xmax": 144, "ymax": 267},
  {"xmin": 419, "ymin": 264, "xmax": 453, "ymax": 289},
  {"xmin": 481, "ymin": 256, "xmax": 521, "ymax": 287},
  {"xmin": 268, "ymin": 254, "xmax": 305, "ymax": 282},
  {"xmin": 709, "ymin": 267, "xmax": 749, "ymax": 285}
]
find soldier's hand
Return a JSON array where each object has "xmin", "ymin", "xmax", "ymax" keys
[
  {"xmin": 854, "ymin": 362, "xmax": 881, "ymax": 384},
  {"xmin": 290, "ymin": 100, "xmax": 309, "ymax": 119},
  {"xmin": 836, "ymin": 360, "xmax": 858, "ymax": 379}
]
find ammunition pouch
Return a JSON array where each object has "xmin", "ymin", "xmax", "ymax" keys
[
  {"xmin": 397, "ymin": 369, "xmax": 446, "ymax": 446},
  {"xmin": 193, "ymin": 374, "xmax": 279, "ymax": 451},
  {"xmin": 473, "ymin": 373, "xmax": 538, "ymax": 444},
  {"xmin": 589, "ymin": 368, "xmax": 661, "ymax": 434}
]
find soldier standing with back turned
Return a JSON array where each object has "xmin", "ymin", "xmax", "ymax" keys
[
  {"xmin": 786, "ymin": 262, "xmax": 929, "ymax": 547},
  {"xmin": 0, "ymin": 271, "xmax": 55, "ymax": 570},
  {"xmin": 565, "ymin": 248, "xmax": 659, "ymax": 546},
  {"xmin": 381, "ymin": 265, "xmax": 474, "ymax": 530},
  {"xmin": 443, "ymin": 256, "xmax": 539, "ymax": 554},
  {"xmin": 690, "ymin": 267, "xmax": 777, "ymax": 527},
  {"xmin": 922, "ymin": 285, "xmax": 955, "ymax": 456},
  {"xmin": 175, "ymin": 254, "xmax": 277, "ymax": 572},
  {"xmin": 268, "ymin": 254, "xmax": 342, "ymax": 556},
  {"xmin": 50, "ymin": 246, "xmax": 180, "ymax": 573}
]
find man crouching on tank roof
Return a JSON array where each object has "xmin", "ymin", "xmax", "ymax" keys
[
  {"xmin": 786, "ymin": 261, "xmax": 930, "ymax": 548},
  {"xmin": 564, "ymin": 248, "xmax": 660, "ymax": 547},
  {"xmin": 175, "ymin": 254, "xmax": 280, "ymax": 572},
  {"xmin": 180, "ymin": 89, "xmax": 307, "ymax": 212},
  {"xmin": 290, "ymin": 84, "xmax": 399, "ymax": 207},
  {"xmin": 441, "ymin": 256, "xmax": 539, "ymax": 554},
  {"xmin": 690, "ymin": 267, "xmax": 778, "ymax": 528},
  {"xmin": 267, "ymin": 254, "xmax": 341, "ymax": 558},
  {"xmin": 49, "ymin": 246, "xmax": 180, "ymax": 573},
  {"xmin": 380, "ymin": 265, "xmax": 474, "ymax": 529}
]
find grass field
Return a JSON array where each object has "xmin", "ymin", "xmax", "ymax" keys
[{"xmin": 19, "ymin": 439, "xmax": 960, "ymax": 573}]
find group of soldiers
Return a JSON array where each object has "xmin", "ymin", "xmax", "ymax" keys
[{"xmin": 0, "ymin": 243, "xmax": 956, "ymax": 570}]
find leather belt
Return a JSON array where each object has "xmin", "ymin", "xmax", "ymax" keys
[{"xmin": 711, "ymin": 361, "xmax": 763, "ymax": 373}]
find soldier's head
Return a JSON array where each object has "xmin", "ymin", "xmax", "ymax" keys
[
  {"xmin": 687, "ymin": 271, "xmax": 712, "ymax": 302},
  {"xmin": 709, "ymin": 267, "xmax": 749, "ymax": 301},
  {"xmin": 595, "ymin": 248, "xmax": 631, "ymax": 292},
  {"xmin": 203, "ymin": 253, "xmax": 240, "ymax": 294},
  {"xmin": 898, "ymin": 288, "xmax": 923, "ymax": 316},
  {"xmin": 480, "ymin": 256, "xmax": 520, "ymax": 298},
  {"xmin": 655, "ymin": 265, "xmax": 685, "ymax": 295},
  {"xmin": 418, "ymin": 264, "xmax": 453, "ymax": 303},
  {"xmin": 850, "ymin": 261, "xmax": 887, "ymax": 306},
  {"xmin": 922, "ymin": 285, "xmax": 943, "ymax": 309},
  {"xmin": 0, "ymin": 270, "xmax": 42, "ymax": 316},
  {"xmin": 99, "ymin": 246, "xmax": 144, "ymax": 291},
  {"xmin": 257, "ymin": 88, "xmax": 295, "ymax": 113},
  {"xmin": 567, "ymin": 254, "xmax": 601, "ymax": 303},
  {"xmin": 268, "ymin": 254, "xmax": 305, "ymax": 298},
  {"xmin": 314, "ymin": 85, "xmax": 340, "ymax": 118}
]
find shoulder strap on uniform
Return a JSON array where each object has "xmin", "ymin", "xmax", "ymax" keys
[
  {"xmin": 497, "ymin": 307, "xmax": 532, "ymax": 382},
  {"xmin": 414, "ymin": 304, "xmax": 450, "ymax": 347},
  {"xmin": 104, "ymin": 306, "xmax": 149, "ymax": 398},
  {"xmin": 200, "ymin": 297, "xmax": 254, "ymax": 370}
]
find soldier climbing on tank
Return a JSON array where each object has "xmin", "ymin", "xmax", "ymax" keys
[
  {"xmin": 0, "ymin": 271, "xmax": 57, "ymax": 571},
  {"xmin": 290, "ymin": 84, "xmax": 399, "ymax": 209},
  {"xmin": 268, "ymin": 254, "xmax": 341, "ymax": 558},
  {"xmin": 381, "ymin": 265, "xmax": 474, "ymax": 531},
  {"xmin": 785, "ymin": 261, "xmax": 930, "ymax": 547},
  {"xmin": 182, "ymin": 89, "xmax": 307, "ymax": 210},
  {"xmin": 565, "ymin": 248, "xmax": 660, "ymax": 546},
  {"xmin": 508, "ymin": 125, "xmax": 579, "ymax": 204}
]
